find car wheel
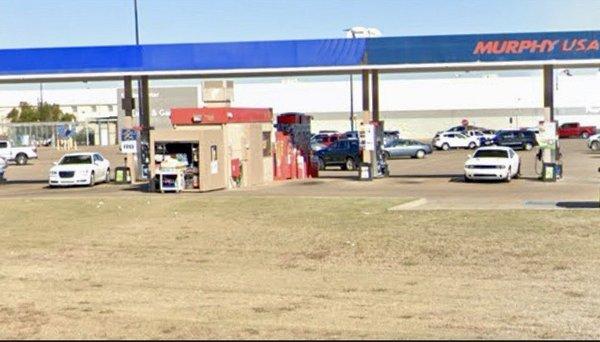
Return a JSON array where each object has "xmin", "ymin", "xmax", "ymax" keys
[
  {"xmin": 524, "ymin": 143, "xmax": 533, "ymax": 151},
  {"xmin": 514, "ymin": 164, "xmax": 521, "ymax": 179},
  {"xmin": 415, "ymin": 150, "xmax": 426, "ymax": 159},
  {"xmin": 581, "ymin": 132, "xmax": 590, "ymax": 139},
  {"xmin": 505, "ymin": 167, "xmax": 512, "ymax": 182},
  {"xmin": 15, "ymin": 153, "xmax": 28, "ymax": 165},
  {"xmin": 592, "ymin": 141, "xmax": 600, "ymax": 151},
  {"xmin": 468, "ymin": 142, "xmax": 476, "ymax": 149},
  {"xmin": 345, "ymin": 157, "xmax": 356, "ymax": 171},
  {"xmin": 384, "ymin": 151, "xmax": 391, "ymax": 160},
  {"xmin": 464, "ymin": 175, "xmax": 471, "ymax": 183},
  {"xmin": 318, "ymin": 157, "xmax": 326, "ymax": 171},
  {"xmin": 88, "ymin": 172, "xmax": 95, "ymax": 187},
  {"xmin": 442, "ymin": 143, "xmax": 450, "ymax": 151},
  {"xmin": 105, "ymin": 169, "xmax": 111, "ymax": 183}
]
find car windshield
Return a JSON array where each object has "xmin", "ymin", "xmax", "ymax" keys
[
  {"xmin": 474, "ymin": 150, "xmax": 508, "ymax": 158},
  {"xmin": 60, "ymin": 155, "xmax": 92, "ymax": 165}
]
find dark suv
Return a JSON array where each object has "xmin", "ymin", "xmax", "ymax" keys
[
  {"xmin": 314, "ymin": 139, "xmax": 360, "ymax": 171},
  {"xmin": 492, "ymin": 130, "xmax": 537, "ymax": 150}
]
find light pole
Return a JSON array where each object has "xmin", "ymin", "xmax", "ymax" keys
[
  {"xmin": 344, "ymin": 27, "xmax": 382, "ymax": 132},
  {"xmin": 134, "ymin": 0, "xmax": 140, "ymax": 45},
  {"xmin": 344, "ymin": 29, "xmax": 357, "ymax": 132}
]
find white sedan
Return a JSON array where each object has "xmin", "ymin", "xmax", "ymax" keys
[
  {"xmin": 0, "ymin": 157, "xmax": 6, "ymax": 182},
  {"xmin": 464, "ymin": 146, "xmax": 520, "ymax": 182},
  {"xmin": 49, "ymin": 153, "xmax": 111, "ymax": 187},
  {"xmin": 433, "ymin": 132, "xmax": 480, "ymax": 150}
]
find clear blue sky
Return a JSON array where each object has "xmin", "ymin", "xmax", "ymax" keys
[{"xmin": 1, "ymin": 0, "xmax": 600, "ymax": 49}]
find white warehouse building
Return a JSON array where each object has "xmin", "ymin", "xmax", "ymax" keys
[{"xmin": 1, "ymin": 71, "xmax": 599, "ymax": 142}]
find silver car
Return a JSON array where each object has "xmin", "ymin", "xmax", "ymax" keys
[{"xmin": 383, "ymin": 139, "xmax": 433, "ymax": 159}]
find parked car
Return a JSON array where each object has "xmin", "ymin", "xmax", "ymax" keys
[
  {"xmin": 464, "ymin": 146, "xmax": 520, "ymax": 182},
  {"xmin": 314, "ymin": 139, "xmax": 361, "ymax": 171},
  {"xmin": 557, "ymin": 122, "xmax": 597, "ymax": 139},
  {"xmin": 432, "ymin": 132, "xmax": 480, "ymax": 150},
  {"xmin": 0, "ymin": 140, "xmax": 38, "ymax": 165},
  {"xmin": 383, "ymin": 130, "xmax": 401, "ymax": 145},
  {"xmin": 310, "ymin": 132, "xmax": 341, "ymax": 151},
  {"xmin": 49, "ymin": 152, "xmax": 111, "ymax": 187},
  {"xmin": 466, "ymin": 129, "xmax": 496, "ymax": 146},
  {"xmin": 341, "ymin": 131, "xmax": 359, "ymax": 140},
  {"xmin": 439, "ymin": 125, "xmax": 483, "ymax": 135},
  {"xmin": 588, "ymin": 133, "xmax": 600, "ymax": 151},
  {"xmin": 0, "ymin": 157, "xmax": 6, "ymax": 182},
  {"xmin": 521, "ymin": 127, "xmax": 541, "ymax": 143},
  {"xmin": 491, "ymin": 130, "xmax": 537, "ymax": 150},
  {"xmin": 384, "ymin": 139, "xmax": 432, "ymax": 159}
]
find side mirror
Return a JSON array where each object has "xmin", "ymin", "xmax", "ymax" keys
[
  {"xmin": 53, "ymin": 162, "xmax": 58, "ymax": 166},
  {"xmin": 467, "ymin": 154, "xmax": 472, "ymax": 159}
]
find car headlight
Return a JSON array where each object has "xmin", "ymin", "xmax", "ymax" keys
[
  {"xmin": 465, "ymin": 165, "xmax": 475, "ymax": 169},
  {"xmin": 77, "ymin": 169, "xmax": 90, "ymax": 174},
  {"xmin": 49, "ymin": 170, "xmax": 58, "ymax": 176},
  {"xmin": 495, "ymin": 165, "xmax": 506, "ymax": 169}
]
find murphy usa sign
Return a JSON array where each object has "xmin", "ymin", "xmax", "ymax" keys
[{"xmin": 474, "ymin": 38, "xmax": 600, "ymax": 55}]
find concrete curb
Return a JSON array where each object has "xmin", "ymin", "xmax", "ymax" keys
[{"xmin": 388, "ymin": 198, "xmax": 428, "ymax": 210}]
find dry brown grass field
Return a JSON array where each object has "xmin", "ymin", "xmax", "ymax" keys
[{"xmin": 0, "ymin": 196, "xmax": 599, "ymax": 339}]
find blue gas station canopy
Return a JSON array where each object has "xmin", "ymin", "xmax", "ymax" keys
[{"xmin": 0, "ymin": 30, "xmax": 599, "ymax": 80}]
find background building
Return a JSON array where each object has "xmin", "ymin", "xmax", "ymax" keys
[{"xmin": 1, "ymin": 70, "xmax": 599, "ymax": 144}]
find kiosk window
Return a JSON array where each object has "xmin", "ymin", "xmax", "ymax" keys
[
  {"xmin": 262, "ymin": 132, "xmax": 271, "ymax": 157},
  {"xmin": 210, "ymin": 145, "xmax": 217, "ymax": 161}
]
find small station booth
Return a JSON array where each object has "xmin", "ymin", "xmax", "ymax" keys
[{"xmin": 149, "ymin": 107, "xmax": 274, "ymax": 192}]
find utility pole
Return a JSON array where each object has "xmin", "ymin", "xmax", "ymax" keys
[
  {"xmin": 134, "ymin": 0, "xmax": 140, "ymax": 45},
  {"xmin": 38, "ymin": 83, "xmax": 44, "ymax": 110}
]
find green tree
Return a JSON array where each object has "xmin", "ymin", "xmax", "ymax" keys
[{"xmin": 5, "ymin": 102, "xmax": 77, "ymax": 123}]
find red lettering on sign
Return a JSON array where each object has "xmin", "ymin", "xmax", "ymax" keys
[
  {"xmin": 588, "ymin": 39, "xmax": 600, "ymax": 51},
  {"xmin": 492, "ymin": 41, "xmax": 506, "ymax": 54},
  {"xmin": 503, "ymin": 40, "xmax": 519, "ymax": 53},
  {"xmin": 474, "ymin": 38, "xmax": 597, "ymax": 55},
  {"xmin": 518, "ymin": 40, "xmax": 532, "ymax": 53},
  {"xmin": 562, "ymin": 39, "xmax": 576, "ymax": 51},
  {"xmin": 473, "ymin": 41, "xmax": 495, "ymax": 54}
]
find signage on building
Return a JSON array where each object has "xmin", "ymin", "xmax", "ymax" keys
[
  {"xmin": 120, "ymin": 128, "xmax": 139, "ymax": 142},
  {"xmin": 120, "ymin": 140, "xmax": 137, "ymax": 154},
  {"xmin": 116, "ymin": 86, "xmax": 198, "ymax": 134},
  {"xmin": 473, "ymin": 38, "xmax": 599, "ymax": 55},
  {"xmin": 367, "ymin": 31, "xmax": 600, "ymax": 66},
  {"xmin": 119, "ymin": 128, "xmax": 139, "ymax": 154}
]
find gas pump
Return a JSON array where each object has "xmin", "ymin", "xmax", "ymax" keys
[
  {"xmin": 358, "ymin": 120, "xmax": 388, "ymax": 180},
  {"xmin": 536, "ymin": 120, "xmax": 562, "ymax": 181}
]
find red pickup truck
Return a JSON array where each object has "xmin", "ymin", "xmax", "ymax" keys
[{"xmin": 557, "ymin": 122, "xmax": 597, "ymax": 139}]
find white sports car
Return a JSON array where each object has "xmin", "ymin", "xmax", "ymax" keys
[
  {"xmin": 49, "ymin": 152, "xmax": 111, "ymax": 187},
  {"xmin": 464, "ymin": 146, "xmax": 520, "ymax": 182}
]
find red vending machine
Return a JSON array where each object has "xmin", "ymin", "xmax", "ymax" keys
[{"xmin": 275, "ymin": 113, "xmax": 316, "ymax": 179}]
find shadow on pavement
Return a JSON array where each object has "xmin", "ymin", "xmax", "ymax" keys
[
  {"xmin": 120, "ymin": 183, "xmax": 149, "ymax": 192},
  {"xmin": 3, "ymin": 180, "xmax": 48, "ymax": 185},
  {"xmin": 556, "ymin": 201, "xmax": 600, "ymax": 209},
  {"xmin": 391, "ymin": 174, "xmax": 463, "ymax": 179}
]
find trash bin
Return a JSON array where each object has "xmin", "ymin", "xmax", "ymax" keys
[
  {"xmin": 114, "ymin": 166, "xmax": 131, "ymax": 184},
  {"xmin": 555, "ymin": 163, "xmax": 563, "ymax": 179},
  {"xmin": 542, "ymin": 162, "xmax": 557, "ymax": 182},
  {"xmin": 359, "ymin": 163, "xmax": 372, "ymax": 181}
]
